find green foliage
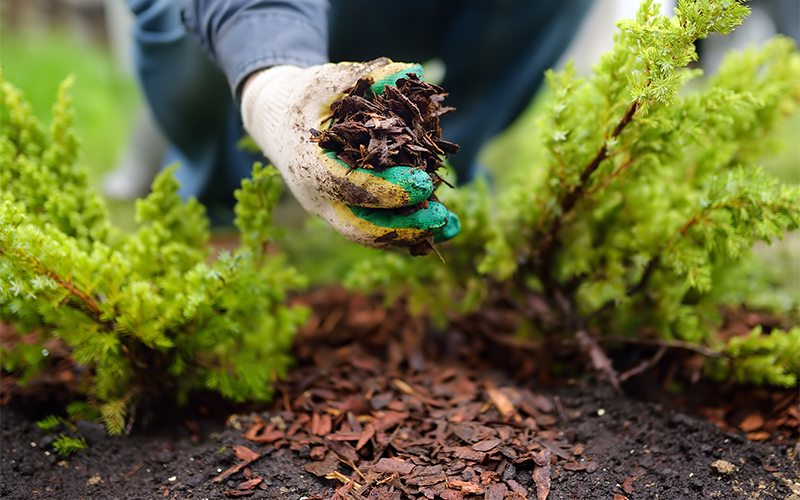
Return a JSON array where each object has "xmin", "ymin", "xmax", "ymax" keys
[
  {"xmin": 0, "ymin": 30, "xmax": 139, "ymax": 182},
  {"xmin": 712, "ymin": 326, "xmax": 800, "ymax": 386},
  {"xmin": 36, "ymin": 415, "xmax": 69, "ymax": 432},
  {"xmin": 346, "ymin": 1, "xmax": 800, "ymax": 386},
  {"xmin": 52, "ymin": 434, "xmax": 88, "ymax": 457},
  {"xmin": 1, "ymin": 75, "xmax": 308, "ymax": 433},
  {"xmin": 66, "ymin": 400, "xmax": 101, "ymax": 422}
]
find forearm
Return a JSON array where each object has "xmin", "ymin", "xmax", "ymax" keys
[{"xmin": 182, "ymin": 0, "xmax": 330, "ymax": 100}]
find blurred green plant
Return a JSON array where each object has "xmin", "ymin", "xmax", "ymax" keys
[
  {"xmin": 0, "ymin": 75, "xmax": 308, "ymax": 434},
  {"xmin": 346, "ymin": 0, "xmax": 800, "ymax": 387},
  {"xmin": 0, "ymin": 31, "xmax": 139, "ymax": 183}
]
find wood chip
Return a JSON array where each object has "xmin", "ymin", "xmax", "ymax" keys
[
  {"xmin": 447, "ymin": 479, "xmax": 484, "ymax": 494},
  {"xmin": 562, "ymin": 461, "xmax": 589, "ymax": 471},
  {"xmin": 533, "ymin": 464, "xmax": 551, "ymax": 500},
  {"xmin": 441, "ymin": 489, "xmax": 464, "ymax": 500},
  {"xmin": 356, "ymin": 422, "xmax": 376, "ymax": 450},
  {"xmin": 373, "ymin": 458, "xmax": 415, "ymax": 475},
  {"xmin": 238, "ymin": 477, "xmax": 262, "ymax": 490},
  {"xmin": 213, "ymin": 447, "xmax": 260, "ymax": 483},
  {"xmin": 506, "ymin": 479, "xmax": 528, "ymax": 498},
  {"xmin": 485, "ymin": 483, "xmax": 507, "ymax": 500},
  {"xmin": 738, "ymin": 414, "xmax": 765, "ymax": 432},
  {"xmin": 472, "ymin": 438, "xmax": 502, "ymax": 452},
  {"xmin": 305, "ymin": 451, "xmax": 340, "ymax": 477},
  {"xmin": 486, "ymin": 383, "xmax": 516, "ymax": 417},
  {"xmin": 445, "ymin": 446, "xmax": 486, "ymax": 462}
]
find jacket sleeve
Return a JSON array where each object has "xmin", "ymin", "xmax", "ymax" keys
[{"xmin": 182, "ymin": 0, "xmax": 329, "ymax": 99}]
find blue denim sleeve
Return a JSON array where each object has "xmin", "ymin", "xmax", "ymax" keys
[{"xmin": 182, "ymin": 0, "xmax": 329, "ymax": 98}]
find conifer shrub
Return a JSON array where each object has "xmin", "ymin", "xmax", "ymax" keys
[
  {"xmin": 346, "ymin": 0, "xmax": 800, "ymax": 386},
  {"xmin": 0, "ymin": 75, "xmax": 308, "ymax": 433}
]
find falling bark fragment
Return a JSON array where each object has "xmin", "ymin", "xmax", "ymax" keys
[
  {"xmin": 533, "ymin": 464, "xmax": 551, "ymax": 500},
  {"xmin": 613, "ymin": 495, "xmax": 629, "ymax": 500}
]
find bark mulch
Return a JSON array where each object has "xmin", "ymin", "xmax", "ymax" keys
[{"xmin": 1, "ymin": 287, "xmax": 799, "ymax": 500}]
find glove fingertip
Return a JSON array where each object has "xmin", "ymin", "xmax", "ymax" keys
[
  {"xmin": 369, "ymin": 63, "xmax": 425, "ymax": 95},
  {"xmin": 433, "ymin": 210, "xmax": 460, "ymax": 243}
]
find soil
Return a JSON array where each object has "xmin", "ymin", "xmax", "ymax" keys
[{"xmin": 1, "ymin": 288, "xmax": 799, "ymax": 500}]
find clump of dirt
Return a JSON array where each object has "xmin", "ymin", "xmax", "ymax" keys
[{"xmin": 310, "ymin": 73, "xmax": 459, "ymax": 256}]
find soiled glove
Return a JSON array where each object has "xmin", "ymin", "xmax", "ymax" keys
[{"xmin": 241, "ymin": 58, "xmax": 459, "ymax": 249}]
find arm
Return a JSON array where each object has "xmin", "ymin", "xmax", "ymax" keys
[{"xmin": 182, "ymin": 0, "xmax": 329, "ymax": 99}]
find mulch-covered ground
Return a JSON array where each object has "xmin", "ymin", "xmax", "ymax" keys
[{"xmin": 1, "ymin": 287, "xmax": 799, "ymax": 499}]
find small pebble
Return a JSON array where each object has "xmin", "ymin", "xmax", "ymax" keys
[{"xmin": 711, "ymin": 459, "xmax": 735, "ymax": 475}]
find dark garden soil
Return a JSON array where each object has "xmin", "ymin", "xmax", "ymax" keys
[{"xmin": 2, "ymin": 287, "xmax": 799, "ymax": 500}]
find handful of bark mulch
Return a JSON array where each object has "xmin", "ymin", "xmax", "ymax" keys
[
  {"xmin": 311, "ymin": 73, "xmax": 459, "ymax": 256},
  {"xmin": 311, "ymin": 73, "xmax": 458, "ymax": 177}
]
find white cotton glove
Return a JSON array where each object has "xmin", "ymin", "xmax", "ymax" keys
[{"xmin": 241, "ymin": 58, "xmax": 459, "ymax": 249}]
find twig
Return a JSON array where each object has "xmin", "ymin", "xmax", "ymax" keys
[
  {"xmin": 536, "ymin": 101, "xmax": 640, "ymax": 268},
  {"xmin": 125, "ymin": 404, "xmax": 137, "ymax": 435},
  {"xmin": 554, "ymin": 395, "xmax": 568, "ymax": 422},
  {"xmin": 619, "ymin": 345, "xmax": 667, "ymax": 382},
  {"xmin": 679, "ymin": 216, "xmax": 698, "ymax": 235},
  {"xmin": 118, "ymin": 462, "xmax": 143, "ymax": 482},
  {"xmin": 598, "ymin": 336, "xmax": 726, "ymax": 358},
  {"xmin": 575, "ymin": 329, "xmax": 620, "ymax": 390},
  {"xmin": 6, "ymin": 248, "xmax": 114, "ymax": 330}
]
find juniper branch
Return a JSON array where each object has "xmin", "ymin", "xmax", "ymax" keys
[{"xmin": 0, "ymin": 246, "xmax": 112, "ymax": 329}]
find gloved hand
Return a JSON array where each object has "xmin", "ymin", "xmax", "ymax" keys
[{"xmin": 241, "ymin": 58, "xmax": 460, "ymax": 250}]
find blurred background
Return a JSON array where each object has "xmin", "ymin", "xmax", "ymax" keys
[{"xmin": 1, "ymin": 0, "xmax": 798, "ymax": 286}]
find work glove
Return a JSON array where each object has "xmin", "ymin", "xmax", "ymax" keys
[{"xmin": 241, "ymin": 58, "xmax": 460, "ymax": 250}]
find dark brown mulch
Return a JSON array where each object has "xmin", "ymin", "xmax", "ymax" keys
[
  {"xmin": 311, "ymin": 73, "xmax": 458, "ymax": 256},
  {"xmin": 1, "ymin": 288, "xmax": 799, "ymax": 500}
]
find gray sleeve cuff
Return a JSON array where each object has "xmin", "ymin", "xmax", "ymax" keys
[
  {"xmin": 216, "ymin": 11, "xmax": 328, "ymax": 100},
  {"xmin": 182, "ymin": 0, "xmax": 329, "ymax": 101}
]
